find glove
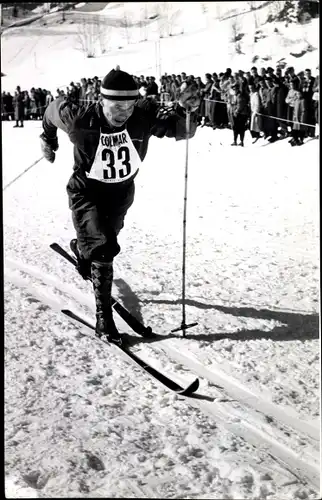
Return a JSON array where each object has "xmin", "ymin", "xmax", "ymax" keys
[
  {"xmin": 178, "ymin": 82, "xmax": 201, "ymax": 112},
  {"xmin": 156, "ymin": 102, "xmax": 176, "ymax": 120},
  {"xmin": 40, "ymin": 133, "xmax": 59, "ymax": 163}
]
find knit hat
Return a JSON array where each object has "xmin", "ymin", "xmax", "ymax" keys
[{"xmin": 100, "ymin": 67, "xmax": 139, "ymax": 100}]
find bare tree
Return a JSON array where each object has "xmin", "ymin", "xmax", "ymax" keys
[
  {"xmin": 156, "ymin": 2, "xmax": 168, "ymax": 38},
  {"xmin": 123, "ymin": 3, "xmax": 131, "ymax": 44},
  {"xmin": 247, "ymin": 1, "xmax": 259, "ymax": 29},
  {"xmin": 96, "ymin": 16, "xmax": 112, "ymax": 54},
  {"xmin": 75, "ymin": 19, "xmax": 98, "ymax": 58},
  {"xmin": 139, "ymin": 3, "xmax": 149, "ymax": 41},
  {"xmin": 230, "ymin": 18, "xmax": 243, "ymax": 54},
  {"xmin": 167, "ymin": 6, "xmax": 178, "ymax": 36}
]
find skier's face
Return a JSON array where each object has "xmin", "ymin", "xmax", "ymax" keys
[{"xmin": 101, "ymin": 99, "xmax": 136, "ymax": 127}]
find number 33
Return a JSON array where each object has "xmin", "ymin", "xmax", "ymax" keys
[{"xmin": 102, "ymin": 147, "xmax": 131, "ymax": 180}]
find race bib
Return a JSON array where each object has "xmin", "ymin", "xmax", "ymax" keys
[{"xmin": 87, "ymin": 129, "xmax": 141, "ymax": 183}]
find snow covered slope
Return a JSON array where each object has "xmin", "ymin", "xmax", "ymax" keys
[{"xmin": 1, "ymin": 1, "xmax": 319, "ymax": 92}]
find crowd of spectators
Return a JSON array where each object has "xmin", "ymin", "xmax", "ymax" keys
[
  {"xmin": 2, "ymin": 63, "xmax": 319, "ymax": 146},
  {"xmin": 1, "ymin": 87, "xmax": 54, "ymax": 127},
  {"xmin": 156, "ymin": 65, "xmax": 319, "ymax": 146}
]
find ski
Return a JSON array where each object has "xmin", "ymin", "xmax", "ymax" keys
[
  {"xmin": 62, "ymin": 308, "xmax": 199, "ymax": 397},
  {"xmin": 50, "ymin": 242, "xmax": 153, "ymax": 338}
]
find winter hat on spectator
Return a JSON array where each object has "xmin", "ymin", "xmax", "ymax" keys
[{"xmin": 101, "ymin": 66, "xmax": 139, "ymax": 100}]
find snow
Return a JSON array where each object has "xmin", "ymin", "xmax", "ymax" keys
[{"xmin": 3, "ymin": 2, "xmax": 320, "ymax": 498}]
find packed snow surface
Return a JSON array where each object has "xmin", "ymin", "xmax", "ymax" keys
[{"xmin": 3, "ymin": 2, "xmax": 320, "ymax": 498}]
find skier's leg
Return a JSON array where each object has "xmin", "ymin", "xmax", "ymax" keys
[
  {"xmin": 67, "ymin": 174, "xmax": 134, "ymax": 342},
  {"xmin": 239, "ymin": 116, "xmax": 246, "ymax": 145},
  {"xmin": 90, "ymin": 257, "xmax": 122, "ymax": 342}
]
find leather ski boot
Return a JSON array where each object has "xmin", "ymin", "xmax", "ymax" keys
[{"xmin": 91, "ymin": 260, "xmax": 123, "ymax": 346}]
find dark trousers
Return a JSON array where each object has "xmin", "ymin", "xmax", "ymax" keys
[
  {"xmin": 67, "ymin": 173, "xmax": 135, "ymax": 262},
  {"xmin": 233, "ymin": 114, "xmax": 248, "ymax": 143},
  {"xmin": 291, "ymin": 130, "xmax": 305, "ymax": 143}
]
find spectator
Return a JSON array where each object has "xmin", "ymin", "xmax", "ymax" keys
[
  {"xmin": 195, "ymin": 76, "xmax": 205, "ymax": 125},
  {"xmin": 1, "ymin": 91, "xmax": 14, "ymax": 120},
  {"xmin": 69, "ymin": 82, "xmax": 79, "ymax": 103},
  {"xmin": 273, "ymin": 76, "xmax": 288, "ymax": 138},
  {"xmin": 249, "ymin": 66, "xmax": 260, "ymax": 86},
  {"xmin": 7, "ymin": 92, "xmax": 14, "ymax": 121},
  {"xmin": 85, "ymin": 82, "xmax": 96, "ymax": 103},
  {"xmin": 249, "ymin": 83, "xmax": 261, "ymax": 143},
  {"xmin": 203, "ymin": 73, "xmax": 213, "ymax": 126},
  {"xmin": 312, "ymin": 67, "xmax": 319, "ymax": 137},
  {"xmin": 302, "ymin": 68, "xmax": 316, "ymax": 137},
  {"xmin": 209, "ymin": 73, "xmax": 222, "ymax": 128},
  {"xmin": 30, "ymin": 88, "xmax": 39, "ymax": 119},
  {"xmin": 146, "ymin": 76, "xmax": 158, "ymax": 98},
  {"xmin": 229, "ymin": 82, "xmax": 249, "ymax": 146},
  {"xmin": 13, "ymin": 86, "xmax": 25, "ymax": 128},
  {"xmin": 266, "ymin": 67, "xmax": 275, "ymax": 78},
  {"xmin": 79, "ymin": 78, "xmax": 88, "ymax": 104},
  {"xmin": 23, "ymin": 90, "xmax": 31, "ymax": 119},
  {"xmin": 46, "ymin": 91, "xmax": 54, "ymax": 107},
  {"xmin": 258, "ymin": 77, "xmax": 269, "ymax": 138},
  {"xmin": 290, "ymin": 87, "xmax": 308, "ymax": 146},
  {"xmin": 285, "ymin": 67, "xmax": 300, "ymax": 88},
  {"xmin": 169, "ymin": 75, "xmax": 180, "ymax": 102},
  {"xmin": 285, "ymin": 77, "xmax": 300, "ymax": 138},
  {"xmin": 276, "ymin": 67, "xmax": 284, "ymax": 82},
  {"xmin": 265, "ymin": 77, "xmax": 278, "ymax": 142},
  {"xmin": 37, "ymin": 88, "xmax": 46, "ymax": 118}
]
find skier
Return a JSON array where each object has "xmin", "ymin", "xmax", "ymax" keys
[{"xmin": 40, "ymin": 66, "xmax": 200, "ymax": 345}]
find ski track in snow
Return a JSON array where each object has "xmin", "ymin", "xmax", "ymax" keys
[
  {"xmin": 4, "ymin": 256, "xmax": 320, "ymax": 437},
  {"xmin": 4, "ymin": 257, "xmax": 320, "ymax": 491}
]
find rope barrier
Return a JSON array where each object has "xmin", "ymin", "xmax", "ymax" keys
[{"xmin": 203, "ymin": 97, "xmax": 317, "ymax": 129}]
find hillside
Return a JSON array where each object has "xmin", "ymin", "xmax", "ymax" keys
[{"xmin": 1, "ymin": 1, "xmax": 319, "ymax": 93}]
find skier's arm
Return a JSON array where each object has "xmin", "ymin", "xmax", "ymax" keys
[
  {"xmin": 140, "ymin": 82, "xmax": 200, "ymax": 141},
  {"xmin": 40, "ymin": 97, "xmax": 81, "ymax": 162},
  {"xmin": 42, "ymin": 97, "xmax": 79, "ymax": 138}
]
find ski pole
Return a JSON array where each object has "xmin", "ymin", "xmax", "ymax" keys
[
  {"xmin": 172, "ymin": 110, "xmax": 198, "ymax": 336},
  {"xmin": 3, "ymin": 156, "xmax": 44, "ymax": 191}
]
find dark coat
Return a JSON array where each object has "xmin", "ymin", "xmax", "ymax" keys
[
  {"xmin": 42, "ymin": 97, "xmax": 198, "ymax": 178},
  {"xmin": 42, "ymin": 97, "xmax": 198, "ymax": 261},
  {"xmin": 275, "ymin": 84, "xmax": 288, "ymax": 119},
  {"xmin": 13, "ymin": 91, "xmax": 25, "ymax": 120},
  {"xmin": 203, "ymin": 80, "xmax": 213, "ymax": 118},
  {"xmin": 266, "ymin": 87, "xmax": 278, "ymax": 136},
  {"xmin": 228, "ymin": 92, "xmax": 249, "ymax": 127},
  {"xmin": 146, "ymin": 81, "xmax": 159, "ymax": 96},
  {"xmin": 293, "ymin": 93, "xmax": 308, "ymax": 132}
]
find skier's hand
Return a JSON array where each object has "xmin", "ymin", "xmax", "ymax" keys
[
  {"xmin": 178, "ymin": 82, "xmax": 200, "ymax": 112},
  {"xmin": 156, "ymin": 102, "xmax": 176, "ymax": 120},
  {"xmin": 40, "ymin": 133, "xmax": 59, "ymax": 163}
]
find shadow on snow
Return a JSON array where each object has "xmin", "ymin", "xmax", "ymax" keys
[{"xmin": 114, "ymin": 278, "xmax": 319, "ymax": 343}]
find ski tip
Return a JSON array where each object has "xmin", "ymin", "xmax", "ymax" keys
[{"xmin": 177, "ymin": 377, "xmax": 199, "ymax": 396}]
